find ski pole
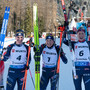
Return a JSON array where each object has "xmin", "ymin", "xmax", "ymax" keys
[
  {"xmin": 56, "ymin": 26, "xmax": 65, "ymax": 90},
  {"xmin": 29, "ymin": 68, "xmax": 35, "ymax": 88},
  {"xmin": 22, "ymin": 46, "xmax": 31, "ymax": 90},
  {"xmin": 62, "ymin": 0, "xmax": 77, "ymax": 79},
  {"xmin": 56, "ymin": 0, "xmax": 68, "ymax": 90},
  {"xmin": 54, "ymin": 24, "xmax": 56, "ymax": 43}
]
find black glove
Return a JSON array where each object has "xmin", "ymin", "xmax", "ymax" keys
[
  {"xmin": 25, "ymin": 65, "xmax": 29, "ymax": 70},
  {"xmin": 26, "ymin": 38, "xmax": 34, "ymax": 47},
  {"xmin": 52, "ymin": 73, "xmax": 59, "ymax": 81},
  {"xmin": 34, "ymin": 50, "xmax": 40, "ymax": 61},
  {"xmin": 33, "ymin": 46, "xmax": 37, "ymax": 52}
]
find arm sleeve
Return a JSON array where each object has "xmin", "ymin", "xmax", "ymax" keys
[
  {"xmin": 60, "ymin": 48, "xmax": 68, "ymax": 64},
  {"xmin": 63, "ymin": 33, "xmax": 69, "ymax": 46},
  {"xmin": 3, "ymin": 45, "xmax": 11, "ymax": 61},
  {"xmin": 63, "ymin": 39, "xmax": 69, "ymax": 46}
]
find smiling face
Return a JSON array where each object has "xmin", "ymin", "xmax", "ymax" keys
[
  {"xmin": 46, "ymin": 39, "xmax": 54, "ymax": 48},
  {"xmin": 15, "ymin": 36, "xmax": 24, "ymax": 44},
  {"xmin": 77, "ymin": 31, "xmax": 85, "ymax": 41}
]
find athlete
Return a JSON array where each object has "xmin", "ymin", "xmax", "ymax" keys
[
  {"xmin": 63, "ymin": 27, "xmax": 90, "ymax": 90},
  {"xmin": 34, "ymin": 33, "xmax": 68, "ymax": 90},
  {"xmin": 0, "ymin": 29, "xmax": 31, "ymax": 90}
]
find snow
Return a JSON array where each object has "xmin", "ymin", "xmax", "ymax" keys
[{"xmin": 3, "ymin": 38, "xmax": 85, "ymax": 90}]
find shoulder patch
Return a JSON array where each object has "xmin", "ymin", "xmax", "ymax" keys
[
  {"xmin": 7, "ymin": 44, "xmax": 14, "ymax": 50},
  {"xmin": 8, "ymin": 45, "xmax": 11, "ymax": 47},
  {"xmin": 8, "ymin": 43, "xmax": 14, "ymax": 47}
]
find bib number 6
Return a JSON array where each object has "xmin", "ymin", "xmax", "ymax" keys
[{"xmin": 79, "ymin": 50, "xmax": 84, "ymax": 56}]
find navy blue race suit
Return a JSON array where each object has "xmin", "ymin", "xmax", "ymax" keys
[
  {"xmin": 2, "ymin": 42, "xmax": 31, "ymax": 90},
  {"xmin": 63, "ymin": 39, "xmax": 90, "ymax": 90},
  {"xmin": 34, "ymin": 44, "xmax": 68, "ymax": 90}
]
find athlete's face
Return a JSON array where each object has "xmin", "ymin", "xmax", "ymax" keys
[
  {"xmin": 77, "ymin": 31, "xmax": 85, "ymax": 41},
  {"xmin": 15, "ymin": 36, "xmax": 24, "ymax": 44},
  {"xmin": 46, "ymin": 39, "xmax": 54, "ymax": 47}
]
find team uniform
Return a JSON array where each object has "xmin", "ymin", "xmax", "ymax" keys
[
  {"xmin": 39, "ymin": 44, "xmax": 67, "ymax": 90},
  {"xmin": 2, "ymin": 42, "xmax": 31, "ymax": 90},
  {"xmin": 64, "ymin": 39, "xmax": 90, "ymax": 90}
]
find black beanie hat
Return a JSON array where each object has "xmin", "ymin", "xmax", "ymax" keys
[
  {"xmin": 15, "ymin": 29, "xmax": 24, "ymax": 37},
  {"xmin": 45, "ymin": 33, "xmax": 54, "ymax": 41}
]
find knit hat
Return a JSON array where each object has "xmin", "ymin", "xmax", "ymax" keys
[
  {"xmin": 45, "ymin": 33, "xmax": 54, "ymax": 41},
  {"xmin": 15, "ymin": 29, "xmax": 24, "ymax": 37}
]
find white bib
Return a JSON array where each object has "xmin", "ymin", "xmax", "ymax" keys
[
  {"xmin": 74, "ymin": 41, "xmax": 90, "ymax": 62},
  {"xmin": 10, "ymin": 44, "xmax": 27, "ymax": 66},
  {"xmin": 42, "ymin": 46, "xmax": 58, "ymax": 68}
]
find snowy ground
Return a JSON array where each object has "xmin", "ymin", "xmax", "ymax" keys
[{"xmin": 3, "ymin": 38, "xmax": 85, "ymax": 90}]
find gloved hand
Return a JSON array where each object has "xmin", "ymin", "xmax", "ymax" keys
[
  {"xmin": 25, "ymin": 65, "xmax": 29, "ymax": 70},
  {"xmin": 58, "ymin": 25, "xmax": 65, "ymax": 32},
  {"xmin": 26, "ymin": 38, "xmax": 34, "ymax": 47},
  {"xmin": 52, "ymin": 73, "xmax": 59, "ymax": 81},
  {"xmin": 33, "ymin": 46, "xmax": 37, "ymax": 52},
  {"xmin": 34, "ymin": 50, "xmax": 40, "ymax": 61},
  {"xmin": 56, "ymin": 73, "xmax": 59, "ymax": 79}
]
